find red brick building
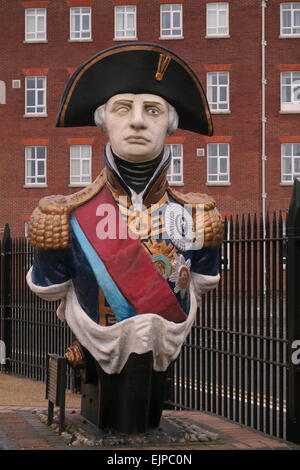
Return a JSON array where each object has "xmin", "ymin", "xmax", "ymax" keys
[{"xmin": 0, "ymin": 0, "xmax": 299, "ymax": 236}]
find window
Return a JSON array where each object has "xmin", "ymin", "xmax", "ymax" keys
[
  {"xmin": 281, "ymin": 71, "xmax": 300, "ymax": 112},
  {"xmin": 0, "ymin": 81, "xmax": 5, "ymax": 104},
  {"xmin": 207, "ymin": 143, "xmax": 230, "ymax": 183},
  {"xmin": 160, "ymin": 4, "xmax": 183, "ymax": 38},
  {"xmin": 281, "ymin": 142, "xmax": 300, "ymax": 182},
  {"xmin": 207, "ymin": 71, "xmax": 229, "ymax": 112},
  {"xmin": 166, "ymin": 144, "xmax": 183, "ymax": 184},
  {"xmin": 70, "ymin": 7, "xmax": 91, "ymax": 40},
  {"xmin": 25, "ymin": 146, "xmax": 47, "ymax": 185},
  {"xmin": 70, "ymin": 145, "xmax": 92, "ymax": 186},
  {"xmin": 25, "ymin": 8, "xmax": 47, "ymax": 42},
  {"xmin": 206, "ymin": 2, "xmax": 229, "ymax": 37},
  {"xmin": 25, "ymin": 76, "xmax": 47, "ymax": 115},
  {"xmin": 280, "ymin": 3, "xmax": 300, "ymax": 36},
  {"xmin": 114, "ymin": 6, "xmax": 137, "ymax": 39}
]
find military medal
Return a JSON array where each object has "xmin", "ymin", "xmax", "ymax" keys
[
  {"xmin": 169, "ymin": 254, "xmax": 191, "ymax": 299},
  {"xmin": 165, "ymin": 202, "xmax": 194, "ymax": 251}
]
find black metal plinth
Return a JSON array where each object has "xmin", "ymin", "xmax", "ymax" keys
[{"xmin": 80, "ymin": 350, "xmax": 169, "ymax": 434}]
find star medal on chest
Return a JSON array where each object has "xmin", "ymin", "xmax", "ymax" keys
[{"xmin": 169, "ymin": 254, "xmax": 191, "ymax": 299}]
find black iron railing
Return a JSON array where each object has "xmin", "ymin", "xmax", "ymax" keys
[
  {"xmin": 1, "ymin": 192, "xmax": 300, "ymax": 443},
  {"xmin": 167, "ymin": 211, "xmax": 289, "ymax": 440}
]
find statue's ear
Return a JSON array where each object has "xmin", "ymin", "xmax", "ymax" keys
[{"xmin": 94, "ymin": 105, "xmax": 107, "ymax": 132}]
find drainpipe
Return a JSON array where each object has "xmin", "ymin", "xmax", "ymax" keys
[{"xmin": 261, "ymin": 0, "xmax": 268, "ymax": 293}]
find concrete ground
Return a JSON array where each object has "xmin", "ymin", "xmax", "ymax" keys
[{"xmin": 0, "ymin": 372, "xmax": 299, "ymax": 451}]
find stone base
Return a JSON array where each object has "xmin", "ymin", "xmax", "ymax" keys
[{"xmin": 33, "ymin": 409, "xmax": 219, "ymax": 448}]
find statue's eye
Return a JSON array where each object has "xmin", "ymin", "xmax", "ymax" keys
[{"xmin": 147, "ymin": 108, "xmax": 159, "ymax": 115}]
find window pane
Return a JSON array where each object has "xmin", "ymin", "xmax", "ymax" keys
[
  {"xmin": 282, "ymin": 11, "xmax": 291, "ymax": 28},
  {"xmin": 27, "ymin": 90, "xmax": 35, "ymax": 106},
  {"xmin": 26, "ymin": 77, "xmax": 36, "ymax": 88},
  {"xmin": 27, "ymin": 16, "xmax": 35, "ymax": 33},
  {"xmin": 173, "ymin": 159, "xmax": 181, "ymax": 174},
  {"xmin": 283, "ymin": 143, "xmax": 292, "ymax": 156},
  {"xmin": 283, "ymin": 157, "xmax": 292, "ymax": 173},
  {"xmin": 37, "ymin": 160, "xmax": 45, "ymax": 175},
  {"xmin": 116, "ymin": 13, "xmax": 124, "ymax": 30},
  {"xmin": 295, "ymin": 158, "xmax": 300, "ymax": 172},
  {"xmin": 82, "ymin": 15, "xmax": 90, "ymax": 30},
  {"xmin": 207, "ymin": 11, "xmax": 216, "ymax": 28},
  {"xmin": 219, "ymin": 72, "xmax": 228, "ymax": 85},
  {"xmin": 208, "ymin": 157, "xmax": 218, "ymax": 174},
  {"xmin": 294, "ymin": 143, "xmax": 300, "ymax": 155},
  {"xmin": 71, "ymin": 159, "xmax": 80, "ymax": 175},
  {"xmin": 71, "ymin": 146, "xmax": 80, "ymax": 158},
  {"xmin": 220, "ymin": 158, "xmax": 228, "ymax": 172},
  {"xmin": 127, "ymin": 14, "xmax": 135, "ymax": 29},
  {"xmin": 173, "ymin": 12, "xmax": 180, "ymax": 28},
  {"xmin": 82, "ymin": 146, "xmax": 91, "ymax": 158},
  {"xmin": 37, "ymin": 16, "xmax": 44, "ymax": 32},
  {"xmin": 36, "ymin": 147, "xmax": 45, "ymax": 158},
  {"xmin": 219, "ymin": 143, "xmax": 228, "ymax": 156},
  {"xmin": 208, "ymin": 143, "xmax": 218, "ymax": 156},
  {"xmin": 37, "ymin": 77, "xmax": 44, "ymax": 88},
  {"xmin": 82, "ymin": 160, "xmax": 90, "ymax": 174},
  {"xmin": 220, "ymin": 87, "xmax": 227, "ymax": 101},
  {"xmin": 219, "ymin": 10, "xmax": 227, "ymax": 27},
  {"xmin": 282, "ymin": 85, "xmax": 291, "ymax": 102},
  {"xmin": 162, "ymin": 12, "xmax": 170, "ymax": 29}
]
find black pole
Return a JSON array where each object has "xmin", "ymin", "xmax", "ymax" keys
[
  {"xmin": 1, "ymin": 224, "xmax": 12, "ymax": 372},
  {"xmin": 286, "ymin": 178, "xmax": 300, "ymax": 444}
]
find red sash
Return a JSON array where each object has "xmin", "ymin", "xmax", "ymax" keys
[{"xmin": 74, "ymin": 186, "xmax": 187, "ymax": 323}]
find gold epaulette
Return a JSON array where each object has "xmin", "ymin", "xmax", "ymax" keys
[
  {"xmin": 28, "ymin": 169, "xmax": 107, "ymax": 250},
  {"xmin": 167, "ymin": 187, "xmax": 224, "ymax": 248}
]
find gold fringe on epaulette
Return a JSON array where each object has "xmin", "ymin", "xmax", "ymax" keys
[{"xmin": 28, "ymin": 169, "xmax": 107, "ymax": 250}]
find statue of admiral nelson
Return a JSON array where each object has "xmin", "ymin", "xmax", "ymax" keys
[{"xmin": 26, "ymin": 43, "xmax": 223, "ymax": 434}]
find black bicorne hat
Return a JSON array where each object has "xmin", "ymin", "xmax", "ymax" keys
[{"xmin": 56, "ymin": 43, "xmax": 213, "ymax": 136}]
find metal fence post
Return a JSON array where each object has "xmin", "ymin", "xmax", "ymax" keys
[
  {"xmin": 1, "ymin": 224, "xmax": 12, "ymax": 372},
  {"xmin": 286, "ymin": 178, "xmax": 300, "ymax": 444}
]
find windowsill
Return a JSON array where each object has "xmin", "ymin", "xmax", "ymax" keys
[
  {"xmin": 211, "ymin": 110, "xmax": 231, "ymax": 114},
  {"xmin": 168, "ymin": 182, "xmax": 184, "ymax": 186},
  {"xmin": 205, "ymin": 35, "xmax": 230, "ymax": 39},
  {"xmin": 280, "ymin": 182, "xmax": 294, "ymax": 186},
  {"xmin": 24, "ymin": 184, "xmax": 48, "ymax": 188},
  {"xmin": 68, "ymin": 38, "xmax": 93, "ymax": 42},
  {"xmin": 68, "ymin": 183, "xmax": 90, "ymax": 188},
  {"xmin": 23, "ymin": 40, "xmax": 48, "ymax": 44},
  {"xmin": 206, "ymin": 182, "xmax": 231, "ymax": 186},
  {"xmin": 113, "ymin": 37, "xmax": 138, "ymax": 41},
  {"xmin": 23, "ymin": 114, "xmax": 48, "ymax": 118},
  {"xmin": 158, "ymin": 36, "xmax": 184, "ymax": 40},
  {"xmin": 279, "ymin": 35, "xmax": 300, "ymax": 39},
  {"xmin": 279, "ymin": 110, "xmax": 300, "ymax": 114}
]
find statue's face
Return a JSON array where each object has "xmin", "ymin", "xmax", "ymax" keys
[{"xmin": 104, "ymin": 93, "xmax": 169, "ymax": 162}]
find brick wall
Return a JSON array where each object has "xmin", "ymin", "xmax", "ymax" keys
[{"xmin": 0, "ymin": 0, "xmax": 298, "ymax": 235}]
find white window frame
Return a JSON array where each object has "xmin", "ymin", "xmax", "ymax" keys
[
  {"xmin": 160, "ymin": 4, "xmax": 183, "ymax": 39},
  {"xmin": 281, "ymin": 142, "xmax": 300, "ymax": 183},
  {"xmin": 69, "ymin": 7, "xmax": 92, "ymax": 41},
  {"xmin": 166, "ymin": 143, "xmax": 183, "ymax": 185},
  {"xmin": 24, "ymin": 146, "xmax": 47, "ymax": 187},
  {"xmin": 206, "ymin": 2, "xmax": 229, "ymax": 38},
  {"xmin": 280, "ymin": 71, "xmax": 300, "ymax": 113},
  {"xmin": 280, "ymin": 2, "xmax": 300, "ymax": 37},
  {"xmin": 25, "ymin": 8, "xmax": 47, "ymax": 42},
  {"xmin": 114, "ymin": 5, "xmax": 137, "ymax": 40},
  {"xmin": 207, "ymin": 142, "xmax": 230, "ymax": 184},
  {"xmin": 69, "ymin": 145, "xmax": 92, "ymax": 187},
  {"xmin": 24, "ymin": 76, "xmax": 47, "ymax": 116},
  {"xmin": 207, "ymin": 71, "xmax": 230, "ymax": 112}
]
